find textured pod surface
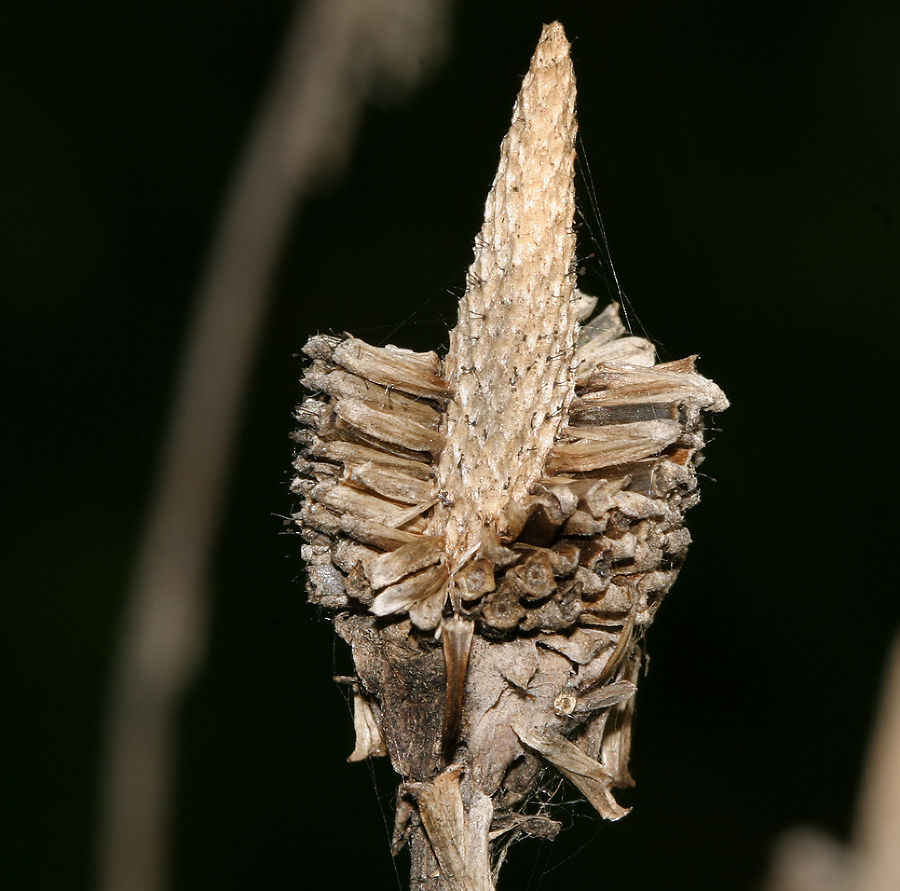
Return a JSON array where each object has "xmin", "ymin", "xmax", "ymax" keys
[
  {"xmin": 291, "ymin": 21, "xmax": 727, "ymax": 891},
  {"xmin": 293, "ymin": 300, "xmax": 725, "ymax": 640}
]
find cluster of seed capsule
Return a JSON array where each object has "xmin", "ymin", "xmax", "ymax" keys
[{"xmin": 292, "ymin": 300, "xmax": 727, "ymax": 640}]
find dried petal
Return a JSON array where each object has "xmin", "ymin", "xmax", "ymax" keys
[
  {"xmin": 370, "ymin": 564, "xmax": 449, "ymax": 617},
  {"xmin": 365, "ymin": 539, "xmax": 445, "ymax": 591}
]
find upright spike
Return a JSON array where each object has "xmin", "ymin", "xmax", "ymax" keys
[{"xmin": 431, "ymin": 21, "xmax": 579, "ymax": 564}]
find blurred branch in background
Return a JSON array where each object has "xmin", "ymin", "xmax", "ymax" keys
[
  {"xmin": 765, "ymin": 630, "xmax": 900, "ymax": 891},
  {"xmin": 97, "ymin": 2, "xmax": 451, "ymax": 889},
  {"xmin": 855, "ymin": 631, "xmax": 900, "ymax": 891}
]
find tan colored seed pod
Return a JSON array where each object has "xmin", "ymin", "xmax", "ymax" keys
[{"xmin": 292, "ymin": 21, "xmax": 727, "ymax": 891}]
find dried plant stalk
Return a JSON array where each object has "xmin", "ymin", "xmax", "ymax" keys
[{"xmin": 292, "ymin": 21, "xmax": 728, "ymax": 891}]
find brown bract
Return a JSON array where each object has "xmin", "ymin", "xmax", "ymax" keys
[{"xmin": 291, "ymin": 21, "xmax": 727, "ymax": 891}]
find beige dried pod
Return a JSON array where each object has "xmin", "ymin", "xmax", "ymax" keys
[{"xmin": 291, "ymin": 21, "xmax": 728, "ymax": 891}]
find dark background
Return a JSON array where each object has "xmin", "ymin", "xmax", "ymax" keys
[{"xmin": 5, "ymin": 1, "xmax": 899, "ymax": 888}]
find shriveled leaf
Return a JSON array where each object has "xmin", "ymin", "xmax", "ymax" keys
[
  {"xmin": 513, "ymin": 724, "xmax": 630, "ymax": 821},
  {"xmin": 347, "ymin": 690, "xmax": 386, "ymax": 762}
]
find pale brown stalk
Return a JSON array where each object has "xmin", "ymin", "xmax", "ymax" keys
[
  {"xmin": 97, "ymin": 3, "xmax": 449, "ymax": 889},
  {"xmin": 765, "ymin": 631, "xmax": 900, "ymax": 891}
]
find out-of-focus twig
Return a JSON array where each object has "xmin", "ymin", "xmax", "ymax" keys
[
  {"xmin": 765, "ymin": 829, "xmax": 854, "ymax": 891},
  {"xmin": 765, "ymin": 630, "xmax": 900, "ymax": 891},
  {"xmin": 854, "ymin": 631, "xmax": 900, "ymax": 891},
  {"xmin": 97, "ymin": 3, "xmax": 450, "ymax": 890}
]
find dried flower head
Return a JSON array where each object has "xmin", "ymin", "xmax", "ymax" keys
[{"xmin": 291, "ymin": 21, "xmax": 727, "ymax": 891}]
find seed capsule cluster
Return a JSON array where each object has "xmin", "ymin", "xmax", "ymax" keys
[
  {"xmin": 292, "ymin": 335, "xmax": 448, "ymax": 624},
  {"xmin": 292, "ymin": 299, "xmax": 726, "ymax": 641}
]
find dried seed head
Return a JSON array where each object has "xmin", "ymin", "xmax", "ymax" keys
[{"xmin": 291, "ymin": 20, "xmax": 728, "ymax": 889}]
